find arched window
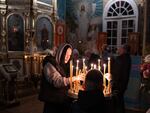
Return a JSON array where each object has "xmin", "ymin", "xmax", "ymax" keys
[
  {"xmin": 103, "ymin": 0, "xmax": 138, "ymax": 53},
  {"xmin": 36, "ymin": 17, "xmax": 53, "ymax": 51},
  {"xmin": 7, "ymin": 14, "xmax": 24, "ymax": 51}
]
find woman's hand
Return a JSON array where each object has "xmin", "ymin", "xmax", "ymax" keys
[{"xmin": 72, "ymin": 73, "xmax": 85, "ymax": 82}]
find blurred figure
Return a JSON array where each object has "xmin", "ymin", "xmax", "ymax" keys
[
  {"xmin": 101, "ymin": 44, "xmax": 111, "ymax": 62},
  {"xmin": 72, "ymin": 69, "xmax": 106, "ymax": 113},
  {"xmin": 110, "ymin": 44, "xmax": 131, "ymax": 113},
  {"xmin": 87, "ymin": 24, "xmax": 99, "ymax": 54},
  {"xmin": 87, "ymin": 53, "xmax": 100, "ymax": 70},
  {"xmin": 72, "ymin": 49, "xmax": 79, "ymax": 62},
  {"xmin": 77, "ymin": 4, "xmax": 90, "ymax": 40}
]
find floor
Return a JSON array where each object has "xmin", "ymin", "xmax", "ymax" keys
[{"xmin": 0, "ymin": 94, "xmax": 147, "ymax": 113}]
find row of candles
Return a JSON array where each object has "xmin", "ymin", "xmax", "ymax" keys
[
  {"xmin": 70, "ymin": 57, "xmax": 111, "ymax": 94},
  {"xmin": 24, "ymin": 55, "xmax": 46, "ymax": 75}
]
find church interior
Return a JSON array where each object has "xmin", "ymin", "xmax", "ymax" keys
[{"xmin": 0, "ymin": 0, "xmax": 150, "ymax": 113}]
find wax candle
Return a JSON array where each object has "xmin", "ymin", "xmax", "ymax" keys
[
  {"xmin": 107, "ymin": 57, "xmax": 111, "ymax": 94},
  {"xmin": 98, "ymin": 59, "xmax": 101, "ymax": 71},
  {"xmin": 94, "ymin": 64, "xmax": 97, "ymax": 69},
  {"xmin": 103, "ymin": 64, "xmax": 106, "ymax": 87},
  {"xmin": 91, "ymin": 63, "xmax": 94, "ymax": 69},
  {"xmin": 70, "ymin": 60, "xmax": 73, "ymax": 91},
  {"xmin": 108, "ymin": 57, "xmax": 111, "ymax": 73}
]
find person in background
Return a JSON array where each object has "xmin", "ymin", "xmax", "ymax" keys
[
  {"xmin": 106, "ymin": 44, "xmax": 131, "ymax": 113},
  {"xmin": 72, "ymin": 48, "xmax": 80, "ymax": 62},
  {"xmin": 39, "ymin": 43, "xmax": 84, "ymax": 113},
  {"xmin": 87, "ymin": 53, "xmax": 100, "ymax": 70},
  {"xmin": 101, "ymin": 44, "xmax": 111, "ymax": 62},
  {"xmin": 72, "ymin": 69, "xmax": 106, "ymax": 113}
]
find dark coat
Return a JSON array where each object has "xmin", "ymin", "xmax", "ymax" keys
[
  {"xmin": 38, "ymin": 43, "xmax": 72, "ymax": 104},
  {"xmin": 77, "ymin": 90, "xmax": 106, "ymax": 113},
  {"xmin": 111, "ymin": 53, "xmax": 131, "ymax": 95}
]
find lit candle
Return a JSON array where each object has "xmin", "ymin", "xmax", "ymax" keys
[
  {"xmin": 24, "ymin": 55, "xmax": 28, "ymax": 62},
  {"xmin": 76, "ymin": 60, "xmax": 79, "ymax": 76},
  {"xmin": 77, "ymin": 60, "xmax": 79, "ymax": 67},
  {"xmin": 98, "ymin": 59, "xmax": 101, "ymax": 71},
  {"xmin": 91, "ymin": 63, "xmax": 94, "ymax": 69},
  {"xmin": 70, "ymin": 60, "xmax": 73, "ymax": 91},
  {"xmin": 24, "ymin": 55, "xmax": 28, "ymax": 75},
  {"xmin": 107, "ymin": 57, "xmax": 111, "ymax": 94},
  {"xmin": 108, "ymin": 57, "xmax": 111, "ymax": 73},
  {"xmin": 83, "ymin": 58, "xmax": 85, "ymax": 73},
  {"xmin": 103, "ymin": 64, "xmax": 106, "ymax": 87},
  {"xmin": 94, "ymin": 64, "xmax": 97, "ymax": 69}
]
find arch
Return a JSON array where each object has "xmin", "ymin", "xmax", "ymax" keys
[
  {"xmin": 103, "ymin": 0, "xmax": 138, "ymax": 31},
  {"xmin": 36, "ymin": 15, "xmax": 53, "ymax": 51},
  {"xmin": 7, "ymin": 13, "xmax": 25, "ymax": 51},
  {"xmin": 102, "ymin": 0, "xmax": 139, "ymax": 53}
]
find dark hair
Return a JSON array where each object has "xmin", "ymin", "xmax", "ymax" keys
[
  {"xmin": 86, "ymin": 69, "xmax": 103, "ymax": 83},
  {"xmin": 85, "ymin": 69, "xmax": 103, "ymax": 90},
  {"xmin": 122, "ymin": 44, "xmax": 130, "ymax": 53}
]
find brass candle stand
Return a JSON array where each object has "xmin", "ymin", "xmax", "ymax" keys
[{"xmin": 69, "ymin": 58, "xmax": 112, "ymax": 97}]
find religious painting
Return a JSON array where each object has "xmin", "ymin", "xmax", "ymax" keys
[
  {"xmin": 55, "ymin": 20, "xmax": 65, "ymax": 47},
  {"xmin": 7, "ymin": 14, "xmax": 24, "ymax": 51},
  {"xmin": 128, "ymin": 32, "xmax": 140, "ymax": 55},
  {"xmin": 36, "ymin": 17, "xmax": 53, "ymax": 51},
  {"xmin": 10, "ymin": 58, "xmax": 24, "ymax": 78},
  {"xmin": 96, "ymin": 32, "xmax": 107, "ymax": 54},
  {"xmin": 66, "ymin": 0, "xmax": 103, "ymax": 53},
  {"xmin": 37, "ymin": 0, "xmax": 52, "ymax": 5}
]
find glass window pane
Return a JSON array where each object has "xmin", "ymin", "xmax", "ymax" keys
[
  {"xmin": 107, "ymin": 30, "xmax": 112, "ymax": 37},
  {"xmin": 122, "ymin": 29, "xmax": 127, "ymax": 37},
  {"xmin": 112, "ymin": 3, "xmax": 116, "ymax": 9},
  {"xmin": 122, "ymin": 10, "xmax": 127, "ymax": 15},
  {"xmin": 121, "ymin": 38, "xmax": 127, "ymax": 44},
  {"xmin": 107, "ymin": 38, "xmax": 111, "ymax": 45},
  {"xmin": 109, "ymin": 7, "xmax": 113, "ymax": 12},
  {"xmin": 116, "ymin": 1, "xmax": 120, "ymax": 7},
  {"xmin": 116, "ymin": 8, "xmax": 119, "ymax": 14},
  {"xmin": 125, "ymin": 2, "xmax": 129, "ymax": 8},
  {"xmin": 113, "ymin": 12, "xmax": 117, "ymax": 16},
  {"xmin": 113, "ymin": 21, "xmax": 117, "ymax": 29},
  {"xmin": 107, "ymin": 22, "xmax": 112, "ymax": 29},
  {"xmin": 128, "ymin": 10, "xmax": 134, "ymax": 15},
  {"xmin": 107, "ymin": 12, "xmax": 112, "ymax": 17},
  {"xmin": 128, "ymin": 29, "xmax": 133, "ymax": 33},
  {"xmin": 121, "ymin": 8, "xmax": 125, "ymax": 13},
  {"xmin": 128, "ymin": 20, "xmax": 134, "ymax": 28},
  {"xmin": 127, "ymin": 5, "xmax": 132, "ymax": 11},
  {"xmin": 112, "ymin": 30, "xmax": 117, "ymax": 37},
  {"xmin": 112, "ymin": 38, "xmax": 117, "ymax": 45},
  {"xmin": 121, "ymin": 1, "xmax": 125, "ymax": 7},
  {"xmin": 122, "ymin": 21, "xmax": 127, "ymax": 28}
]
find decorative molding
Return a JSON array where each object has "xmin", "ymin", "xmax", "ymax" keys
[
  {"xmin": 0, "ymin": 10, "xmax": 6, "ymax": 15},
  {"xmin": 1, "ymin": 30, "xmax": 6, "ymax": 37}
]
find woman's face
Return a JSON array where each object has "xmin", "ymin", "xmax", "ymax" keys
[{"xmin": 64, "ymin": 48, "xmax": 72, "ymax": 63}]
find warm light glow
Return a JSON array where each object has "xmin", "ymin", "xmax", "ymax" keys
[{"xmin": 94, "ymin": 64, "xmax": 97, "ymax": 69}]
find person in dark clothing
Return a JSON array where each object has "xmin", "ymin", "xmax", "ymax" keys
[
  {"xmin": 110, "ymin": 44, "xmax": 131, "ymax": 113},
  {"xmin": 72, "ymin": 69, "xmax": 106, "ymax": 113},
  {"xmin": 39, "ymin": 43, "xmax": 84, "ymax": 113},
  {"xmin": 87, "ymin": 53, "xmax": 100, "ymax": 70}
]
